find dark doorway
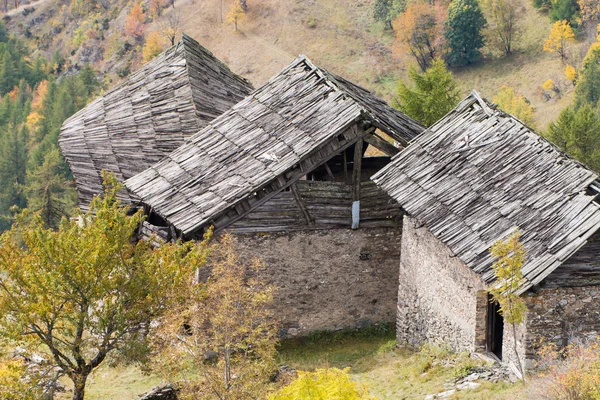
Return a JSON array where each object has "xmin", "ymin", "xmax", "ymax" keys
[{"xmin": 486, "ymin": 294, "xmax": 504, "ymax": 359}]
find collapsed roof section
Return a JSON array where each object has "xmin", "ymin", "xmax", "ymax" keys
[
  {"xmin": 59, "ymin": 34, "xmax": 253, "ymax": 210},
  {"xmin": 372, "ymin": 91, "xmax": 600, "ymax": 293},
  {"xmin": 125, "ymin": 56, "xmax": 424, "ymax": 237}
]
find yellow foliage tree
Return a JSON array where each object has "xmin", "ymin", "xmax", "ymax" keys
[
  {"xmin": 493, "ymin": 86, "xmax": 535, "ymax": 126},
  {"xmin": 152, "ymin": 234, "xmax": 278, "ymax": 399},
  {"xmin": 124, "ymin": 1, "xmax": 145, "ymax": 38},
  {"xmin": 31, "ymin": 80, "xmax": 48, "ymax": 111},
  {"xmin": 542, "ymin": 79, "xmax": 555, "ymax": 92},
  {"xmin": 227, "ymin": 0, "xmax": 245, "ymax": 31},
  {"xmin": 270, "ymin": 368, "xmax": 374, "ymax": 400},
  {"xmin": 142, "ymin": 31, "xmax": 163, "ymax": 62},
  {"xmin": 488, "ymin": 231, "xmax": 527, "ymax": 380},
  {"xmin": 543, "ymin": 20, "xmax": 575, "ymax": 63},
  {"xmin": 565, "ymin": 65, "xmax": 578, "ymax": 83}
]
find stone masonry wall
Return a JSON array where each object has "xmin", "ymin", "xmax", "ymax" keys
[
  {"xmin": 397, "ymin": 216, "xmax": 486, "ymax": 352},
  {"xmin": 524, "ymin": 286, "xmax": 600, "ymax": 365},
  {"xmin": 231, "ymin": 227, "xmax": 402, "ymax": 337}
]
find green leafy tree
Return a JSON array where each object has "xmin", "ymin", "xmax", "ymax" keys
[
  {"xmin": 481, "ymin": 0, "xmax": 522, "ymax": 55},
  {"xmin": 445, "ymin": 0, "xmax": 487, "ymax": 66},
  {"xmin": 547, "ymin": 105, "xmax": 600, "ymax": 170},
  {"xmin": 270, "ymin": 368, "xmax": 374, "ymax": 400},
  {"xmin": 0, "ymin": 173, "xmax": 198, "ymax": 400},
  {"xmin": 153, "ymin": 233, "xmax": 278, "ymax": 400},
  {"xmin": 488, "ymin": 231, "xmax": 527, "ymax": 380},
  {"xmin": 394, "ymin": 59, "xmax": 461, "ymax": 127},
  {"xmin": 374, "ymin": 0, "xmax": 406, "ymax": 30}
]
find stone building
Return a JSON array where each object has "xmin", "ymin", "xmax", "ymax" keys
[
  {"xmin": 59, "ymin": 36, "xmax": 425, "ymax": 336},
  {"xmin": 372, "ymin": 92, "xmax": 600, "ymax": 371}
]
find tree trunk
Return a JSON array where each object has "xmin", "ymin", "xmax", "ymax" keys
[
  {"xmin": 512, "ymin": 322, "xmax": 525, "ymax": 382},
  {"xmin": 72, "ymin": 375, "xmax": 87, "ymax": 400},
  {"xmin": 224, "ymin": 347, "xmax": 231, "ymax": 391}
]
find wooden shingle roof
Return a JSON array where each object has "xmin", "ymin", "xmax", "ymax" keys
[
  {"xmin": 59, "ymin": 34, "xmax": 253, "ymax": 210},
  {"xmin": 372, "ymin": 92, "xmax": 600, "ymax": 293},
  {"xmin": 125, "ymin": 56, "xmax": 424, "ymax": 237}
]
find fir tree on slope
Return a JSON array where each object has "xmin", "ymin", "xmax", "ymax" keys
[{"xmin": 445, "ymin": 0, "xmax": 487, "ymax": 66}]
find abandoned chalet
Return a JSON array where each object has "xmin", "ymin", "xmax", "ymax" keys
[{"xmin": 59, "ymin": 34, "xmax": 600, "ymax": 371}]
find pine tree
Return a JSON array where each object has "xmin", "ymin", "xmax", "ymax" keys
[
  {"xmin": 575, "ymin": 42, "xmax": 600, "ymax": 107},
  {"xmin": 547, "ymin": 105, "xmax": 600, "ymax": 171},
  {"xmin": 0, "ymin": 50, "xmax": 15, "ymax": 95},
  {"xmin": 445, "ymin": 0, "xmax": 487, "ymax": 66},
  {"xmin": 0, "ymin": 125, "xmax": 28, "ymax": 229},
  {"xmin": 394, "ymin": 59, "xmax": 461, "ymax": 127},
  {"xmin": 25, "ymin": 146, "xmax": 74, "ymax": 229}
]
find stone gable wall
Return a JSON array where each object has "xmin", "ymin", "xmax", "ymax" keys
[
  {"xmin": 396, "ymin": 216, "xmax": 486, "ymax": 351},
  {"xmin": 231, "ymin": 227, "xmax": 402, "ymax": 337},
  {"xmin": 523, "ymin": 286, "xmax": 600, "ymax": 365}
]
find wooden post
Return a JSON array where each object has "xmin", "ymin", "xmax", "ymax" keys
[
  {"xmin": 291, "ymin": 183, "xmax": 314, "ymax": 226},
  {"xmin": 351, "ymin": 138, "xmax": 363, "ymax": 229},
  {"xmin": 343, "ymin": 150, "xmax": 348, "ymax": 183},
  {"xmin": 323, "ymin": 162, "xmax": 335, "ymax": 181}
]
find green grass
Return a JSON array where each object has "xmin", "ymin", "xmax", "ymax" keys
[{"xmin": 53, "ymin": 328, "xmax": 533, "ymax": 399}]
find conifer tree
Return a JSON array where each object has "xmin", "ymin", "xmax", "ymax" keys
[
  {"xmin": 25, "ymin": 147, "xmax": 74, "ymax": 230},
  {"xmin": 445, "ymin": 0, "xmax": 487, "ymax": 66},
  {"xmin": 394, "ymin": 59, "xmax": 461, "ymax": 126}
]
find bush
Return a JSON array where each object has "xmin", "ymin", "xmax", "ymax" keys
[
  {"xmin": 270, "ymin": 368, "xmax": 374, "ymax": 400},
  {"xmin": 537, "ymin": 340, "xmax": 600, "ymax": 399}
]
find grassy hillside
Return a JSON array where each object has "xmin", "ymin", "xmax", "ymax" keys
[{"xmin": 7, "ymin": 0, "xmax": 588, "ymax": 129}]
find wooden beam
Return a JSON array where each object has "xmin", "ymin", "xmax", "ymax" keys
[
  {"xmin": 352, "ymin": 138, "xmax": 363, "ymax": 229},
  {"xmin": 343, "ymin": 149, "xmax": 348, "ymax": 183},
  {"xmin": 291, "ymin": 183, "xmax": 314, "ymax": 226},
  {"xmin": 210, "ymin": 124, "xmax": 368, "ymax": 232},
  {"xmin": 323, "ymin": 162, "xmax": 335, "ymax": 181},
  {"xmin": 364, "ymin": 133, "xmax": 400, "ymax": 156}
]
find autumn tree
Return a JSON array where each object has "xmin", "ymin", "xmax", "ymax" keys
[
  {"xmin": 393, "ymin": 1, "xmax": 447, "ymax": 71},
  {"xmin": 394, "ymin": 59, "xmax": 461, "ymax": 127},
  {"xmin": 143, "ymin": 31, "xmax": 163, "ymax": 62},
  {"xmin": 481, "ymin": 0, "xmax": 522, "ymax": 55},
  {"xmin": 493, "ymin": 86, "xmax": 535, "ymax": 126},
  {"xmin": 488, "ymin": 231, "xmax": 527, "ymax": 380},
  {"xmin": 0, "ymin": 173, "xmax": 196, "ymax": 400},
  {"xmin": 543, "ymin": 20, "xmax": 575, "ymax": 63},
  {"xmin": 227, "ymin": 0, "xmax": 245, "ymax": 32},
  {"xmin": 565, "ymin": 64, "xmax": 578, "ymax": 83},
  {"xmin": 158, "ymin": 11, "xmax": 181, "ymax": 46},
  {"xmin": 149, "ymin": 0, "xmax": 163, "ymax": 19},
  {"xmin": 445, "ymin": 0, "xmax": 487, "ymax": 66},
  {"xmin": 153, "ymin": 234, "xmax": 278, "ymax": 400},
  {"xmin": 124, "ymin": 1, "xmax": 145, "ymax": 39},
  {"xmin": 547, "ymin": 105, "xmax": 600, "ymax": 170}
]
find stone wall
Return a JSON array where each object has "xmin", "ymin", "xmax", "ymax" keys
[
  {"xmin": 230, "ymin": 227, "xmax": 402, "ymax": 337},
  {"xmin": 396, "ymin": 216, "xmax": 486, "ymax": 352},
  {"xmin": 523, "ymin": 286, "xmax": 600, "ymax": 364}
]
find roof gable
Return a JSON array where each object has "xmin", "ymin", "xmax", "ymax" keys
[
  {"xmin": 125, "ymin": 56, "xmax": 424, "ymax": 237},
  {"xmin": 59, "ymin": 34, "xmax": 253, "ymax": 210},
  {"xmin": 372, "ymin": 91, "xmax": 600, "ymax": 293}
]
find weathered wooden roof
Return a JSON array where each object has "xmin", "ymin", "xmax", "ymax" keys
[
  {"xmin": 125, "ymin": 56, "xmax": 424, "ymax": 237},
  {"xmin": 59, "ymin": 34, "xmax": 253, "ymax": 210},
  {"xmin": 372, "ymin": 91, "xmax": 600, "ymax": 293}
]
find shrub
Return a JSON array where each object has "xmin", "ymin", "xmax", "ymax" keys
[
  {"xmin": 270, "ymin": 368, "xmax": 374, "ymax": 400},
  {"xmin": 537, "ymin": 340, "xmax": 600, "ymax": 399}
]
